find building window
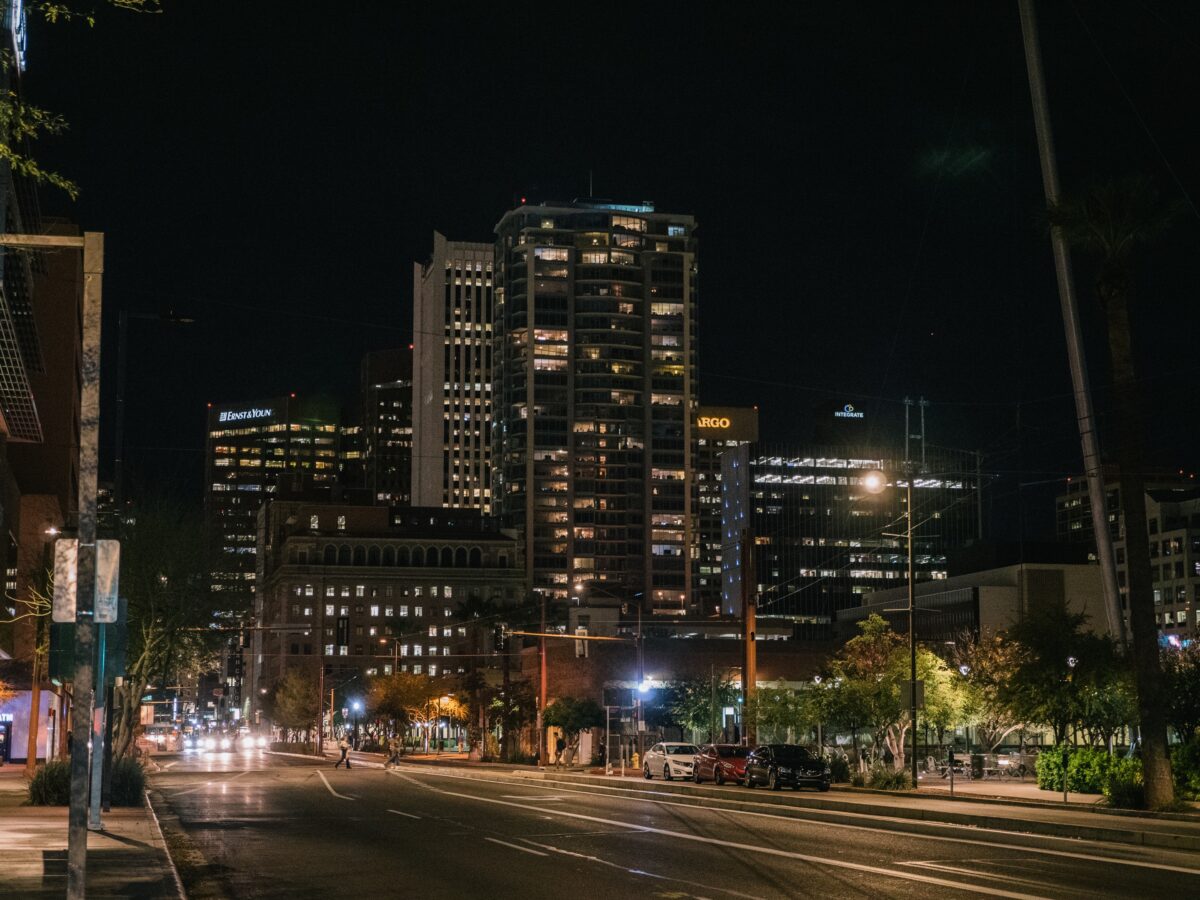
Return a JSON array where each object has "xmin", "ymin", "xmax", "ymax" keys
[
  {"xmin": 413, "ymin": 645, "xmax": 422, "ymax": 656},
  {"xmin": 370, "ymin": 605, "xmax": 380, "ymax": 617},
  {"xmin": 325, "ymin": 644, "xmax": 334, "ymax": 656},
  {"xmin": 326, "ymin": 586, "xmax": 335, "ymax": 597},
  {"xmin": 428, "ymin": 626, "xmax": 438, "ymax": 637},
  {"xmin": 399, "ymin": 605, "xmax": 409, "ymax": 617},
  {"xmin": 303, "ymin": 607, "xmax": 312, "ymax": 617},
  {"xmin": 310, "ymin": 514, "xmax": 319, "ymax": 530},
  {"xmin": 385, "ymin": 606, "xmax": 394, "ymax": 617},
  {"xmin": 325, "ymin": 604, "xmax": 335, "ymax": 617},
  {"xmin": 401, "ymin": 644, "xmax": 409, "ymax": 657},
  {"xmin": 339, "ymin": 645, "xmax": 348, "ymax": 656},
  {"xmin": 443, "ymin": 608, "xmax": 453, "ymax": 618},
  {"xmin": 414, "ymin": 606, "xmax": 423, "ymax": 617},
  {"xmin": 356, "ymin": 585, "xmax": 366, "ymax": 598},
  {"xmin": 444, "ymin": 585, "xmax": 453, "ymax": 599},
  {"xmin": 340, "ymin": 605, "xmax": 349, "ymax": 616},
  {"xmin": 337, "ymin": 515, "xmax": 346, "ymax": 531}
]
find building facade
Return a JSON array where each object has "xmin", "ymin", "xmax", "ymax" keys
[
  {"xmin": 721, "ymin": 444, "xmax": 980, "ymax": 638},
  {"xmin": 204, "ymin": 396, "xmax": 339, "ymax": 608},
  {"xmin": 250, "ymin": 503, "xmax": 524, "ymax": 719},
  {"xmin": 492, "ymin": 201, "xmax": 698, "ymax": 614},
  {"xmin": 693, "ymin": 406, "xmax": 758, "ymax": 616},
  {"xmin": 360, "ymin": 348, "xmax": 413, "ymax": 505},
  {"xmin": 412, "ymin": 233, "xmax": 494, "ymax": 512}
]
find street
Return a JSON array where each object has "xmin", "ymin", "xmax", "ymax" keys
[{"xmin": 148, "ymin": 752, "xmax": 1199, "ymax": 899}]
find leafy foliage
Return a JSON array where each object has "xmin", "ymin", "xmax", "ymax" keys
[
  {"xmin": 1171, "ymin": 738, "xmax": 1200, "ymax": 800},
  {"xmin": 270, "ymin": 669, "xmax": 320, "ymax": 734},
  {"xmin": 1035, "ymin": 745, "xmax": 1130, "ymax": 794},
  {"xmin": 1161, "ymin": 644, "xmax": 1200, "ymax": 742},
  {"xmin": 108, "ymin": 756, "xmax": 146, "ymax": 806},
  {"xmin": 953, "ymin": 632, "xmax": 1024, "ymax": 751},
  {"xmin": 543, "ymin": 696, "xmax": 604, "ymax": 744}
]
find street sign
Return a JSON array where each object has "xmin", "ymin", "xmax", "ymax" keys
[{"xmin": 52, "ymin": 538, "xmax": 120, "ymax": 623}]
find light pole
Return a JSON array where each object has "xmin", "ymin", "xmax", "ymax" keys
[{"xmin": 863, "ymin": 467, "xmax": 920, "ymax": 789}]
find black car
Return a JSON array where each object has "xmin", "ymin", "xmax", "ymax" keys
[{"xmin": 743, "ymin": 744, "xmax": 831, "ymax": 791}]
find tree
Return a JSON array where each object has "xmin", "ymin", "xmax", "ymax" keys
[
  {"xmin": 111, "ymin": 496, "xmax": 226, "ymax": 758},
  {"xmin": 1047, "ymin": 174, "xmax": 1180, "ymax": 806},
  {"xmin": 749, "ymin": 681, "xmax": 813, "ymax": 745},
  {"xmin": 454, "ymin": 596, "xmax": 499, "ymax": 758},
  {"xmin": 2, "ymin": 569, "xmax": 52, "ymax": 776},
  {"xmin": 272, "ymin": 669, "xmax": 319, "ymax": 740},
  {"xmin": 1162, "ymin": 644, "xmax": 1200, "ymax": 742},
  {"xmin": 666, "ymin": 676, "xmax": 738, "ymax": 743},
  {"xmin": 489, "ymin": 678, "xmax": 535, "ymax": 762},
  {"xmin": 826, "ymin": 614, "xmax": 904, "ymax": 767},
  {"xmin": 543, "ymin": 696, "xmax": 604, "ymax": 764},
  {"xmin": 954, "ymin": 632, "xmax": 1025, "ymax": 752}
]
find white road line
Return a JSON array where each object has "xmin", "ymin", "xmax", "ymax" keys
[
  {"xmin": 389, "ymin": 772, "xmax": 1046, "ymax": 900},
  {"xmin": 317, "ymin": 770, "xmax": 357, "ymax": 800},
  {"xmin": 161, "ymin": 761, "xmax": 178, "ymax": 770},
  {"xmin": 390, "ymin": 768, "xmax": 1200, "ymax": 877},
  {"xmin": 521, "ymin": 838, "xmax": 765, "ymax": 900},
  {"xmin": 484, "ymin": 837, "xmax": 548, "ymax": 856},
  {"xmin": 900, "ymin": 861, "xmax": 1064, "ymax": 891},
  {"xmin": 170, "ymin": 771, "xmax": 251, "ymax": 797},
  {"xmin": 500, "ymin": 795, "xmax": 566, "ymax": 801},
  {"xmin": 386, "ymin": 809, "xmax": 420, "ymax": 819}
]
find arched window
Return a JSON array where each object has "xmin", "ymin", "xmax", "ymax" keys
[
  {"xmin": 368, "ymin": 546, "xmax": 381, "ymax": 567},
  {"xmin": 353, "ymin": 546, "xmax": 366, "ymax": 566},
  {"xmin": 425, "ymin": 546, "xmax": 439, "ymax": 567},
  {"xmin": 324, "ymin": 545, "xmax": 336, "ymax": 566},
  {"xmin": 454, "ymin": 547, "xmax": 467, "ymax": 568},
  {"xmin": 411, "ymin": 547, "xmax": 423, "ymax": 567},
  {"xmin": 440, "ymin": 547, "xmax": 453, "ymax": 567},
  {"xmin": 382, "ymin": 546, "xmax": 395, "ymax": 566},
  {"xmin": 337, "ymin": 545, "xmax": 351, "ymax": 566},
  {"xmin": 399, "ymin": 546, "xmax": 411, "ymax": 566},
  {"xmin": 469, "ymin": 548, "xmax": 482, "ymax": 568}
]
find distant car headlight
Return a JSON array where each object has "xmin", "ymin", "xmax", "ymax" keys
[
  {"xmin": 255, "ymin": 735, "xmax": 267, "ymax": 748},
  {"xmin": 220, "ymin": 737, "xmax": 232, "ymax": 750},
  {"xmin": 202, "ymin": 737, "xmax": 215, "ymax": 750}
]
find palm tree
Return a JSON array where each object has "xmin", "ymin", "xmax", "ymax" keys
[{"xmin": 1047, "ymin": 175, "xmax": 1180, "ymax": 807}]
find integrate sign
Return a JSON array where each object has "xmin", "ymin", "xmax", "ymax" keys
[
  {"xmin": 834, "ymin": 404, "xmax": 864, "ymax": 419},
  {"xmin": 694, "ymin": 406, "xmax": 759, "ymax": 442},
  {"xmin": 218, "ymin": 407, "xmax": 274, "ymax": 423}
]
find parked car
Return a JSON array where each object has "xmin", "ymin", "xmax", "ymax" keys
[
  {"xmin": 642, "ymin": 742, "xmax": 700, "ymax": 780},
  {"xmin": 743, "ymin": 744, "xmax": 831, "ymax": 791},
  {"xmin": 692, "ymin": 744, "xmax": 750, "ymax": 785}
]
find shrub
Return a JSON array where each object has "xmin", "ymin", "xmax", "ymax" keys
[
  {"xmin": 1103, "ymin": 757, "xmax": 1145, "ymax": 809},
  {"xmin": 1035, "ymin": 745, "xmax": 1118, "ymax": 794},
  {"xmin": 867, "ymin": 765, "xmax": 913, "ymax": 791},
  {"xmin": 1172, "ymin": 738, "xmax": 1200, "ymax": 800},
  {"xmin": 824, "ymin": 754, "xmax": 850, "ymax": 784},
  {"xmin": 849, "ymin": 770, "xmax": 866, "ymax": 787},
  {"xmin": 28, "ymin": 760, "xmax": 72, "ymax": 805},
  {"xmin": 109, "ymin": 757, "xmax": 146, "ymax": 806}
]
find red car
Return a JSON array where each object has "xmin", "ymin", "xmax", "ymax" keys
[{"xmin": 692, "ymin": 744, "xmax": 750, "ymax": 785}]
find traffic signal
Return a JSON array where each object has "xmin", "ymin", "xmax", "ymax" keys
[{"xmin": 493, "ymin": 624, "xmax": 508, "ymax": 651}]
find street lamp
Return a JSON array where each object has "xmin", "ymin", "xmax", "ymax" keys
[{"xmin": 862, "ymin": 466, "xmax": 921, "ymax": 790}]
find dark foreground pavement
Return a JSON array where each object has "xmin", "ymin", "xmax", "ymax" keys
[{"xmin": 148, "ymin": 750, "xmax": 1200, "ymax": 899}]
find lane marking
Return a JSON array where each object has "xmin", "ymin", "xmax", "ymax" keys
[
  {"xmin": 387, "ymin": 809, "xmax": 420, "ymax": 819},
  {"xmin": 521, "ymin": 838, "xmax": 764, "ymax": 899},
  {"xmin": 161, "ymin": 761, "xmax": 178, "ymax": 770},
  {"xmin": 500, "ymin": 794, "xmax": 566, "ymax": 801},
  {"xmin": 389, "ymin": 772, "xmax": 1046, "ymax": 899},
  {"xmin": 484, "ymin": 837, "xmax": 548, "ymax": 857},
  {"xmin": 899, "ymin": 861, "xmax": 1067, "ymax": 891},
  {"xmin": 317, "ymin": 770, "xmax": 357, "ymax": 800},
  {"xmin": 390, "ymin": 768, "xmax": 1200, "ymax": 876}
]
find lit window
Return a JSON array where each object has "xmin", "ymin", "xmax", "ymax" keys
[
  {"xmin": 337, "ymin": 515, "xmax": 346, "ymax": 531},
  {"xmin": 325, "ymin": 604, "xmax": 334, "ymax": 616},
  {"xmin": 310, "ymin": 514, "xmax": 319, "ymax": 530},
  {"xmin": 399, "ymin": 605, "xmax": 409, "ymax": 617}
]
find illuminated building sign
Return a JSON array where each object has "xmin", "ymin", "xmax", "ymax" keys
[
  {"xmin": 834, "ymin": 404, "xmax": 864, "ymax": 419},
  {"xmin": 218, "ymin": 407, "xmax": 274, "ymax": 423},
  {"xmin": 695, "ymin": 406, "xmax": 759, "ymax": 442}
]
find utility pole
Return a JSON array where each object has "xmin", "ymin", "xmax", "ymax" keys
[
  {"xmin": 1018, "ymin": 0, "xmax": 1124, "ymax": 644},
  {"xmin": 906, "ymin": 473, "xmax": 918, "ymax": 790},
  {"xmin": 741, "ymin": 528, "xmax": 757, "ymax": 746}
]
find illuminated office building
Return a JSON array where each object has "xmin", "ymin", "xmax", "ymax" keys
[
  {"xmin": 493, "ymin": 200, "xmax": 698, "ymax": 614},
  {"xmin": 412, "ymin": 233, "xmax": 494, "ymax": 511},
  {"xmin": 721, "ymin": 444, "xmax": 980, "ymax": 638},
  {"xmin": 204, "ymin": 396, "xmax": 338, "ymax": 607}
]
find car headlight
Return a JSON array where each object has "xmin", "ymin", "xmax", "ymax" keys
[
  {"xmin": 202, "ymin": 737, "xmax": 214, "ymax": 750},
  {"xmin": 256, "ymin": 735, "xmax": 267, "ymax": 748},
  {"xmin": 778, "ymin": 766, "xmax": 792, "ymax": 774},
  {"xmin": 220, "ymin": 737, "xmax": 232, "ymax": 750}
]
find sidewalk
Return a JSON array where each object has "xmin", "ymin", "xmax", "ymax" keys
[{"xmin": 0, "ymin": 765, "xmax": 182, "ymax": 898}]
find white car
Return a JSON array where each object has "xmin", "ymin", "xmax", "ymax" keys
[{"xmin": 642, "ymin": 742, "xmax": 700, "ymax": 781}]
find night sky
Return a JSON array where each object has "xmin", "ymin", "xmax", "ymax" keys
[{"xmin": 24, "ymin": 1, "xmax": 1200, "ymax": 538}]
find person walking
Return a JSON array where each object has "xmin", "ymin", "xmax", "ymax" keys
[{"xmin": 335, "ymin": 736, "xmax": 352, "ymax": 769}]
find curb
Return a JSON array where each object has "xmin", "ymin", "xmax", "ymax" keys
[
  {"xmin": 394, "ymin": 763, "xmax": 1200, "ymax": 853},
  {"xmin": 142, "ymin": 790, "xmax": 187, "ymax": 900}
]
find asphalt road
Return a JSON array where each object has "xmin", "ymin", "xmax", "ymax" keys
[{"xmin": 149, "ymin": 751, "xmax": 1200, "ymax": 899}]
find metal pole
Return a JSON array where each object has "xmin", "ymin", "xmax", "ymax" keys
[
  {"xmin": 537, "ymin": 592, "xmax": 547, "ymax": 767},
  {"xmin": 68, "ymin": 231, "xmax": 103, "ymax": 898},
  {"xmin": 114, "ymin": 309, "xmax": 128, "ymax": 513},
  {"xmin": 908, "ymin": 478, "xmax": 918, "ymax": 790},
  {"xmin": 636, "ymin": 602, "xmax": 644, "ymax": 761},
  {"xmin": 1018, "ymin": 0, "xmax": 1124, "ymax": 645},
  {"xmin": 88, "ymin": 624, "xmax": 106, "ymax": 830}
]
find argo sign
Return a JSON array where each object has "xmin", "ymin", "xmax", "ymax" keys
[
  {"xmin": 694, "ymin": 406, "xmax": 759, "ymax": 442},
  {"xmin": 696, "ymin": 415, "xmax": 732, "ymax": 429}
]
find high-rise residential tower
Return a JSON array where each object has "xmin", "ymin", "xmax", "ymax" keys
[
  {"xmin": 360, "ymin": 348, "xmax": 414, "ymax": 505},
  {"xmin": 493, "ymin": 201, "xmax": 698, "ymax": 614},
  {"xmin": 412, "ymin": 233, "xmax": 494, "ymax": 511}
]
